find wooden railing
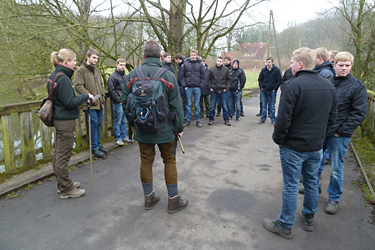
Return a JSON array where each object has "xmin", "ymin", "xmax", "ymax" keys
[
  {"xmin": 363, "ymin": 91, "xmax": 375, "ymax": 144},
  {"xmin": 0, "ymin": 95, "xmax": 113, "ymax": 173}
]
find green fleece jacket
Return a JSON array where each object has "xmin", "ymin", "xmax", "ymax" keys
[
  {"xmin": 47, "ymin": 64, "xmax": 89, "ymax": 120},
  {"xmin": 122, "ymin": 57, "xmax": 184, "ymax": 144}
]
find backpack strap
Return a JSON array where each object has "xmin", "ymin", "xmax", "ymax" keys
[
  {"xmin": 152, "ymin": 67, "xmax": 168, "ymax": 81},
  {"xmin": 48, "ymin": 72, "xmax": 65, "ymax": 101},
  {"xmin": 135, "ymin": 66, "xmax": 145, "ymax": 81}
]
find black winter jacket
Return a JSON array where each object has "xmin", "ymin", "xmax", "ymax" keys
[
  {"xmin": 163, "ymin": 62, "xmax": 175, "ymax": 75},
  {"xmin": 181, "ymin": 58, "xmax": 206, "ymax": 88},
  {"xmin": 208, "ymin": 65, "xmax": 231, "ymax": 93},
  {"xmin": 47, "ymin": 64, "xmax": 89, "ymax": 120},
  {"xmin": 258, "ymin": 65, "xmax": 282, "ymax": 93},
  {"xmin": 273, "ymin": 70, "xmax": 337, "ymax": 152},
  {"xmin": 229, "ymin": 67, "xmax": 246, "ymax": 92},
  {"xmin": 108, "ymin": 69, "xmax": 125, "ymax": 104},
  {"xmin": 327, "ymin": 73, "xmax": 367, "ymax": 137},
  {"xmin": 201, "ymin": 66, "xmax": 211, "ymax": 96}
]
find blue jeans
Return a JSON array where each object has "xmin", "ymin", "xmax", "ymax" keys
[
  {"xmin": 326, "ymin": 136, "xmax": 350, "ymax": 201},
  {"xmin": 229, "ymin": 91, "xmax": 242, "ymax": 119},
  {"xmin": 209, "ymin": 91, "xmax": 229, "ymax": 121},
  {"xmin": 260, "ymin": 90, "xmax": 276, "ymax": 122},
  {"xmin": 84, "ymin": 109, "xmax": 103, "ymax": 151},
  {"xmin": 185, "ymin": 87, "xmax": 201, "ymax": 122},
  {"xmin": 113, "ymin": 103, "xmax": 127, "ymax": 141},
  {"xmin": 278, "ymin": 146, "xmax": 322, "ymax": 228},
  {"xmin": 179, "ymin": 86, "xmax": 188, "ymax": 117}
]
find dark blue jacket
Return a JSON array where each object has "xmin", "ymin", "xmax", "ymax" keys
[
  {"xmin": 201, "ymin": 66, "xmax": 210, "ymax": 96},
  {"xmin": 258, "ymin": 64, "xmax": 282, "ymax": 93},
  {"xmin": 313, "ymin": 60, "xmax": 335, "ymax": 78},
  {"xmin": 176, "ymin": 58, "xmax": 185, "ymax": 87},
  {"xmin": 229, "ymin": 67, "xmax": 246, "ymax": 92},
  {"xmin": 108, "ymin": 69, "xmax": 125, "ymax": 104}
]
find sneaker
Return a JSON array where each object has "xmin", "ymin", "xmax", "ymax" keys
[
  {"xmin": 60, "ymin": 187, "xmax": 85, "ymax": 199},
  {"xmin": 99, "ymin": 145, "xmax": 109, "ymax": 154},
  {"xmin": 208, "ymin": 120, "xmax": 214, "ymax": 125},
  {"xmin": 240, "ymin": 113, "xmax": 245, "ymax": 117},
  {"xmin": 258, "ymin": 119, "xmax": 265, "ymax": 124},
  {"xmin": 301, "ymin": 212, "xmax": 314, "ymax": 232},
  {"xmin": 216, "ymin": 113, "xmax": 221, "ymax": 117},
  {"xmin": 183, "ymin": 121, "xmax": 190, "ymax": 127},
  {"xmin": 235, "ymin": 117, "xmax": 240, "ymax": 122},
  {"xmin": 196, "ymin": 121, "xmax": 202, "ymax": 127},
  {"xmin": 224, "ymin": 121, "xmax": 231, "ymax": 126},
  {"xmin": 256, "ymin": 112, "xmax": 261, "ymax": 117},
  {"xmin": 92, "ymin": 149, "xmax": 105, "ymax": 157},
  {"xmin": 57, "ymin": 182, "xmax": 80, "ymax": 194},
  {"xmin": 116, "ymin": 140, "xmax": 124, "ymax": 146},
  {"xmin": 127, "ymin": 138, "xmax": 134, "ymax": 143},
  {"xmin": 263, "ymin": 218, "xmax": 293, "ymax": 239},
  {"xmin": 122, "ymin": 137, "xmax": 129, "ymax": 142},
  {"xmin": 325, "ymin": 200, "xmax": 339, "ymax": 215}
]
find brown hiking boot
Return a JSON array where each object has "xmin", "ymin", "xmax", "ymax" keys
[
  {"xmin": 60, "ymin": 187, "xmax": 85, "ymax": 199},
  {"xmin": 168, "ymin": 194, "xmax": 188, "ymax": 214},
  {"xmin": 144, "ymin": 191, "xmax": 160, "ymax": 210}
]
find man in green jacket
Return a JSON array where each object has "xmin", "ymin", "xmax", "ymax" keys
[
  {"xmin": 75, "ymin": 49, "xmax": 108, "ymax": 158},
  {"xmin": 122, "ymin": 40, "xmax": 188, "ymax": 214}
]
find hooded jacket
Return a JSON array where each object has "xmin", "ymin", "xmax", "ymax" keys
[
  {"xmin": 313, "ymin": 60, "xmax": 335, "ymax": 78},
  {"xmin": 108, "ymin": 69, "xmax": 126, "ymax": 104},
  {"xmin": 229, "ymin": 62, "xmax": 246, "ymax": 92},
  {"xmin": 181, "ymin": 57, "xmax": 206, "ymax": 88}
]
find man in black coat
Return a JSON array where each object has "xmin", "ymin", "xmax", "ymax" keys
[
  {"xmin": 108, "ymin": 58, "xmax": 130, "ymax": 145},
  {"xmin": 229, "ymin": 60, "xmax": 246, "ymax": 121},
  {"xmin": 263, "ymin": 47, "xmax": 337, "ymax": 239},
  {"xmin": 324, "ymin": 52, "xmax": 367, "ymax": 215}
]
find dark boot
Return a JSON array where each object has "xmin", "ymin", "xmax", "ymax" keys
[
  {"xmin": 301, "ymin": 212, "xmax": 314, "ymax": 232},
  {"xmin": 168, "ymin": 194, "xmax": 188, "ymax": 214},
  {"xmin": 144, "ymin": 191, "xmax": 160, "ymax": 210}
]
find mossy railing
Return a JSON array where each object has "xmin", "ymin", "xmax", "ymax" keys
[
  {"xmin": 363, "ymin": 90, "xmax": 375, "ymax": 144},
  {"xmin": 0, "ymin": 95, "xmax": 113, "ymax": 173}
]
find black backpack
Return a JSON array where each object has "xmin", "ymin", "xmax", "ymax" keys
[{"xmin": 125, "ymin": 66, "xmax": 169, "ymax": 133}]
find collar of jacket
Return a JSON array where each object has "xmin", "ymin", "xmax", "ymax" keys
[
  {"xmin": 55, "ymin": 64, "xmax": 74, "ymax": 78},
  {"xmin": 216, "ymin": 65, "xmax": 223, "ymax": 70},
  {"xmin": 142, "ymin": 57, "xmax": 163, "ymax": 67},
  {"xmin": 295, "ymin": 70, "xmax": 318, "ymax": 77},
  {"xmin": 84, "ymin": 61, "xmax": 96, "ymax": 73},
  {"xmin": 115, "ymin": 69, "xmax": 125, "ymax": 75}
]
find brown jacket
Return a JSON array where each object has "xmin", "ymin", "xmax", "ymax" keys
[{"xmin": 74, "ymin": 63, "xmax": 105, "ymax": 110}]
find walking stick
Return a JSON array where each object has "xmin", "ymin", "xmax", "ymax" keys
[
  {"xmin": 178, "ymin": 136, "xmax": 185, "ymax": 154},
  {"xmin": 87, "ymin": 95, "xmax": 101, "ymax": 192}
]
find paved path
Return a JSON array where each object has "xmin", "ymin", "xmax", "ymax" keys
[{"xmin": 0, "ymin": 94, "xmax": 374, "ymax": 250}]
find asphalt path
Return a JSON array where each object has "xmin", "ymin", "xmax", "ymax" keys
[{"xmin": 0, "ymin": 94, "xmax": 374, "ymax": 250}]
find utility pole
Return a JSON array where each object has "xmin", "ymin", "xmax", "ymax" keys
[{"xmin": 267, "ymin": 10, "xmax": 282, "ymax": 69}]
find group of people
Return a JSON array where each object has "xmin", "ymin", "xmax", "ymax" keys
[
  {"xmin": 262, "ymin": 47, "xmax": 367, "ymax": 239},
  {"xmin": 47, "ymin": 42, "xmax": 368, "ymax": 226},
  {"xmin": 174, "ymin": 52, "xmax": 246, "ymax": 127}
]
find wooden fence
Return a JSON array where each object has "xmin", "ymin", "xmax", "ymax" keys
[
  {"xmin": 363, "ymin": 91, "xmax": 375, "ymax": 144},
  {"xmin": 0, "ymin": 95, "xmax": 113, "ymax": 173}
]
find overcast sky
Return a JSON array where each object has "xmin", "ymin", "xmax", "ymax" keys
[{"xmin": 258, "ymin": 0, "xmax": 339, "ymax": 31}]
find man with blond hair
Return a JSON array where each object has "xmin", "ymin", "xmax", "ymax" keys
[
  {"xmin": 324, "ymin": 52, "xmax": 367, "ymax": 215},
  {"xmin": 328, "ymin": 50, "xmax": 339, "ymax": 64},
  {"xmin": 263, "ymin": 47, "xmax": 337, "ymax": 239}
]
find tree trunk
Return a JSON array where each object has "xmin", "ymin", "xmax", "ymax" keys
[{"xmin": 169, "ymin": 0, "xmax": 187, "ymax": 54}]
